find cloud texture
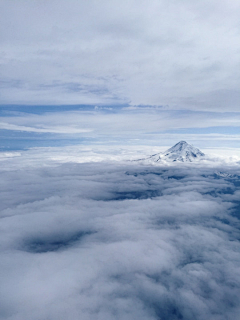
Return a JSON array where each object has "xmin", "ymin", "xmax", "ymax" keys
[
  {"xmin": 1, "ymin": 158, "xmax": 240, "ymax": 319},
  {"xmin": 1, "ymin": 0, "xmax": 240, "ymax": 110}
]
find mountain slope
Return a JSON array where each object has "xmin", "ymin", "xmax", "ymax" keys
[{"xmin": 143, "ymin": 141, "xmax": 205, "ymax": 163}]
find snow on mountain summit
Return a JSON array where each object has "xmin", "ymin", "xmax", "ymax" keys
[
  {"xmin": 162, "ymin": 141, "xmax": 205, "ymax": 162},
  {"xmin": 141, "ymin": 141, "xmax": 205, "ymax": 163}
]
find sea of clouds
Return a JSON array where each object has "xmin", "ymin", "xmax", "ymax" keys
[{"xmin": 1, "ymin": 152, "xmax": 240, "ymax": 320}]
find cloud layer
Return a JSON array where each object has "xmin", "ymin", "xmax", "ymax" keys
[
  {"xmin": 1, "ymin": 106, "xmax": 240, "ymax": 150},
  {"xmin": 1, "ymin": 158, "xmax": 240, "ymax": 319},
  {"xmin": 1, "ymin": 0, "xmax": 240, "ymax": 110}
]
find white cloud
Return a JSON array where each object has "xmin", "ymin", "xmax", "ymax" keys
[
  {"xmin": 1, "ymin": 158, "xmax": 240, "ymax": 319},
  {"xmin": 1, "ymin": 0, "xmax": 240, "ymax": 110},
  {"xmin": 1, "ymin": 107, "xmax": 240, "ymax": 150},
  {"xmin": 1, "ymin": 108, "xmax": 240, "ymax": 135},
  {"xmin": 0, "ymin": 121, "xmax": 92, "ymax": 133},
  {"xmin": 1, "ymin": 143, "xmax": 240, "ymax": 173}
]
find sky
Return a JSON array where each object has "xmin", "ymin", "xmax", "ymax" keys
[{"xmin": 0, "ymin": 0, "xmax": 240, "ymax": 152}]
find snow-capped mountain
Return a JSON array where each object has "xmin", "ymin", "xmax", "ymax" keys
[{"xmin": 141, "ymin": 141, "xmax": 205, "ymax": 163}]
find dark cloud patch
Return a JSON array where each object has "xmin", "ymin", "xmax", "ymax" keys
[
  {"xmin": 106, "ymin": 190, "xmax": 161, "ymax": 201},
  {"xmin": 22, "ymin": 231, "xmax": 94, "ymax": 253},
  {"xmin": 1, "ymin": 161, "xmax": 240, "ymax": 319},
  {"xmin": 230, "ymin": 201, "xmax": 240, "ymax": 220}
]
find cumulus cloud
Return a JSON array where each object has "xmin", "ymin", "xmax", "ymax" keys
[
  {"xmin": 1, "ymin": 158, "xmax": 240, "ymax": 320},
  {"xmin": 1, "ymin": 0, "xmax": 240, "ymax": 110}
]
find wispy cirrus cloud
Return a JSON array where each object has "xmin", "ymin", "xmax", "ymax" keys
[
  {"xmin": 0, "ymin": 121, "xmax": 92, "ymax": 134},
  {"xmin": 0, "ymin": 107, "xmax": 240, "ymax": 150},
  {"xmin": 1, "ymin": 108, "xmax": 240, "ymax": 133}
]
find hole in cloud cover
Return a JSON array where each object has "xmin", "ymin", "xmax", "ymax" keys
[
  {"xmin": 1, "ymin": 161, "xmax": 240, "ymax": 320},
  {"xmin": 22, "ymin": 230, "xmax": 94, "ymax": 253},
  {"xmin": 106, "ymin": 189, "xmax": 161, "ymax": 200}
]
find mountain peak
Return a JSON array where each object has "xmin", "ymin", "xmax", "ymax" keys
[
  {"xmin": 168, "ymin": 141, "xmax": 189, "ymax": 152},
  {"xmin": 143, "ymin": 141, "xmax": 205, "ymax": 163},
  {"xmin": 163, "ymin": 141, "xmax": 205, "ymax": 162}
]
